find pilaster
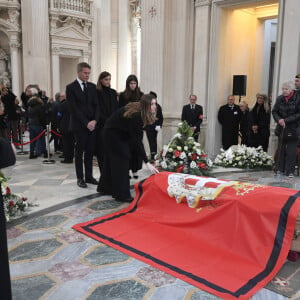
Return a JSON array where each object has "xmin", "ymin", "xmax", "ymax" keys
[
  {"xmin": 117, "ymin": 0, "xmax": 131, "ymax": 91},
  {"xmin": 9, "ymin": 38, "xmax": 21, "ymax": 96},
  {"xmin": 21, "ymin": 0, "xmax": 51, "ymax": 93},
  {"xmin": 51, "ymin": 47, "xmax": 60, "ymax": 94}
]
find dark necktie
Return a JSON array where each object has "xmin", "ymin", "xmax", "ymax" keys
[{"xmin": 82, "ymin": 82, "xmax": 87, "ymax": 93}]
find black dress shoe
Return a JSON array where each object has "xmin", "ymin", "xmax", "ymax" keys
[
  {"xmin": 60, "ymin": 160, "xmax": 73, "ymax": 164},
  {"xmin": 77, "ymin": 179, "xmax": 87, "ymax": 188},
  {"xmin": 85, "ymin": 177, "xmax": 98, "ymax": 185}
]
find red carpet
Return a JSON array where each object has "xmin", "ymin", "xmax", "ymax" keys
[{"xmin": 73, "ymin": 172, "xmax": 300, "ymax": 299}]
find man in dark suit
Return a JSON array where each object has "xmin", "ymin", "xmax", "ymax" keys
[
  {"xmin": 181, "ymin": 94, "xmax": 203, "ymax": 141},
  {"xmin": 66, "ymin": 62, "xmax": 100, "ymax": 188},
  {"xmin": 218, "ymin": 95, "xmax": 242, "ymax": 150}
]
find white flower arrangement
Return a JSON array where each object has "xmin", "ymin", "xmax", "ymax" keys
[
  {"xmin": 214, "ymin": 145, "xmax": 273, "ymax": 169},
  {"xmin": 155, "ymin": 121, "xmax": 211, "ymax": 176},
  {"xmin": 0, "ymin": 171, "xmax": 32, "ymax": 221}
]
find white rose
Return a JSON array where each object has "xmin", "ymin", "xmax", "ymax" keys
[
  {"xmin": 184, "ymin": 146, "xmax": 188, "ymax": 151},
  {"xmin": 190, "ymin": 161, "xmax": 197, "ymax": 168},
  {"xmin": 161, "ymin": 161, "xmax": 167, "ymax": 169},
  {"xmin": 177, "ymin": 146, "xmax": 182, "ymax": 151}
]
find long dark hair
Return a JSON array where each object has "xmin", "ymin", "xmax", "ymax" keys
[
  {"xmin": 123, "ymin": 94, "xmax": 156, "ymax": 126},
  {"xmin": 96, "ymin": 71, "xmax": 111, "ymax": 90},
  {"xmin": 122, "ymin": 74, "xmax": 142, "ymax": 101}
]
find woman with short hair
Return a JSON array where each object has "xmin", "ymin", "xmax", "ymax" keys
[{"xmin": 272, "ymin": 81, "xmax": 300, "ymax": 178}]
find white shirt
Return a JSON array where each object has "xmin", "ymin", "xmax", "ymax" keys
[{"xmin": 77, "ymin": 78, "xmax": 86, "ymax": 91}]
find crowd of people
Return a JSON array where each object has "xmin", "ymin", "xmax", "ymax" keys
[
  {"xmin": 217, "ymin": 74, "xmax": 300, "ymax": 178},
  {"xmin": 1, "ymin": 66, "xmax": 300, "ymax": 197}
]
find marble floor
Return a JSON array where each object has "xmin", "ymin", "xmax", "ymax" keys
[{"xmin": 3, "ymin": 142, "xmax": 300, "ymax": 300}]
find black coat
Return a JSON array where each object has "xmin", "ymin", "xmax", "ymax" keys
[
  {"xmin": 97, "ymin": 87, "xmax": 119, "ymax": 128},
  {"xmin": 27, "ymin": 98, "xmax": 46, "ymax": 127},
  {"xmin": 118, "ymin": 91, "xmax": 144, "ymax": 107},
  {"xmin": 2, "ymin": 91, "xmax": 19, "ymax": 121},
  {"xmin": 104, "ymin": 107, "xmax": 148, "ymax": 163},
  {"xmin": 239, "ymin": 109, "xmax": 250, "ymax": 146},
  {"xmin": 57, "ymin": 99, "xmax": 72, "ymax": 134},
  {"xmin": 218, "ymin": 104, "xmax": 242, "ymax": 150},
  {"xmin": 181, "ymin": 104, "xmax": 203, "ymax": 133},
  {"xmin": 0, "ymin": 137, "xmax": 16, "ymax": 168},
  {"xmin": 272, "ymin": 91, "xmax": 300, "ymax": 135},
  {"xmin": 66, "ymin": 80, "xmax": 100, "ymax": 132},
  {"xmin": 248, "ymin": 104, "xmax": 271, "ymax": 151}
]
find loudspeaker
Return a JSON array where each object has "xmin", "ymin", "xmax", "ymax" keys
[{"xmin": 232, "ymin": 75, "xmax": 247, "ymax": 96}]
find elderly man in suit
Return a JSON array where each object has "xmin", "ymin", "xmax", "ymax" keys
[
  {"xmin": 66, "ymin": 62, "xmax": 100, "ymax": 188},
  {"xmin": 181, "ymin": 94, "xmax": 203, "ymax": 141}
]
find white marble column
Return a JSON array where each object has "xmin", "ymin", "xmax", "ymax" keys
[
  {"xmin": 21, "ymin": 0, "xmax": 50, "ymax": 93},
  {"xmin": 193, "ymin": 0, "xmax": 212, "ymax": 149},
  {"xmin": 193, "ymin": 0, "xmax": 211, "ymax": 114},
  {"xmin": 9, "ymin": 39, "xmax": 21, "ymax": 97},
  {"xmin": 117, "ymin": 0, "xmax": 131, "ymax": 91},
  {"xmin": 51, "ymin": 47, "xmax": 60, "ymax": 94}
]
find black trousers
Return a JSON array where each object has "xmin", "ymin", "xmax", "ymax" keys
[
  {"xmin": 145, "ymin": 127, "xmax": 158, "ymax": 159},
  {"xmin": 74, "ymin": 129, "xmax": 95, "ymax": 180},
  {"xmin": 98, "ymin": 129, "xmax": 131, "ymax": 199},
  {"xmin": 62, "ymin": 132, "xmax": 75, "ymax": 161},
  {"xmin": 278, "ymin": 139, "xmax": 297, "ymax": 175}
]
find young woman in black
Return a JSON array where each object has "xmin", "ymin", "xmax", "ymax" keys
[
  {"xmin": 97, "ymin": 94, "xmax": 158, "ymax": 202},
  {"xmin": 119, "ymin": 74, "xmax": 144, "ymax": 179}
]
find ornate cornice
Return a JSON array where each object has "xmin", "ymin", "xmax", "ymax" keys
[{"xmin": 195, "ymin": 0, "xmax": 212, "ymax": 7}]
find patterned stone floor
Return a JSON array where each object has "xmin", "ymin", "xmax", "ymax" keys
[{"xmin": 4, "ymin": 145, "xmax": 300, "ymax": 299}]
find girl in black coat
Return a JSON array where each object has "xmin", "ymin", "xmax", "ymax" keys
[
  {"xmin": 272, "ymin": 81, "xmax": 300, "ymax": 177},
  {"xmin": 119, "ymin": 74, "xmax": 144, "ymax": 179},
  {"xmin": 248, "ymin": 94, "xmax": 271, "ymax": 151},
  {"xmin": 95, "ymin": 71, "xmax": 119, "ymax": 173},
  {"xmin": 97, "ymin": 94, "xmax": 159, "ymax": 202}
]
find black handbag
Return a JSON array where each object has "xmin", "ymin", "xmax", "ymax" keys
[{"xmin": 283, "ymin": 126, "xmax": 297, "ymax": 141}]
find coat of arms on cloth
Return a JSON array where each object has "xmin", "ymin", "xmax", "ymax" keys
[{"xmin": 167, "ymin": 173, "xmax": 263, "ymax": 210}]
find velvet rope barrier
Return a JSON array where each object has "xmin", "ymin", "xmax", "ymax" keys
[
  {"xmin": 12, "ymin": 130, "xmax": 46, "ymax": 146},
  {"xmin": 50, "ymin": 129, "xmax": 62, "ymax": 137}
]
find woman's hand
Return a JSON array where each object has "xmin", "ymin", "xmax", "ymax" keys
[
  {"xmin": 146, "ymin": 162, "xmax": 159, "ymax": 174},
  {"xmin": 278, "ymin": 119, "xmax": 285, "ymax": 128}
]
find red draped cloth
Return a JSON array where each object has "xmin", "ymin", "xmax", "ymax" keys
[{"xmin": 73, "ymin": 172, "xmax": 300, "ymax": 299}]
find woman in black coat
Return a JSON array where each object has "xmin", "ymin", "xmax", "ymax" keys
[
  {"xmin": 248, "ymin": 93, "xmax": 271, "ymax": 151},
  {"xmin": 145, "ymin": 91, "xmax": 164, "ymax": 160},
  {"xmin": 95, "ymin": 71, "xmax": 119, "ymax": 173},
  {"xmin": 97, "ymin": 94, "xmax": 158, "ymax": 202},
  {"xmin": 272, "ymin": 81, "xmax": 300, "ymax": 178},
  {"xmin": 119, "ymin": 74, "xmax": 144, "ymax": 179}
]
